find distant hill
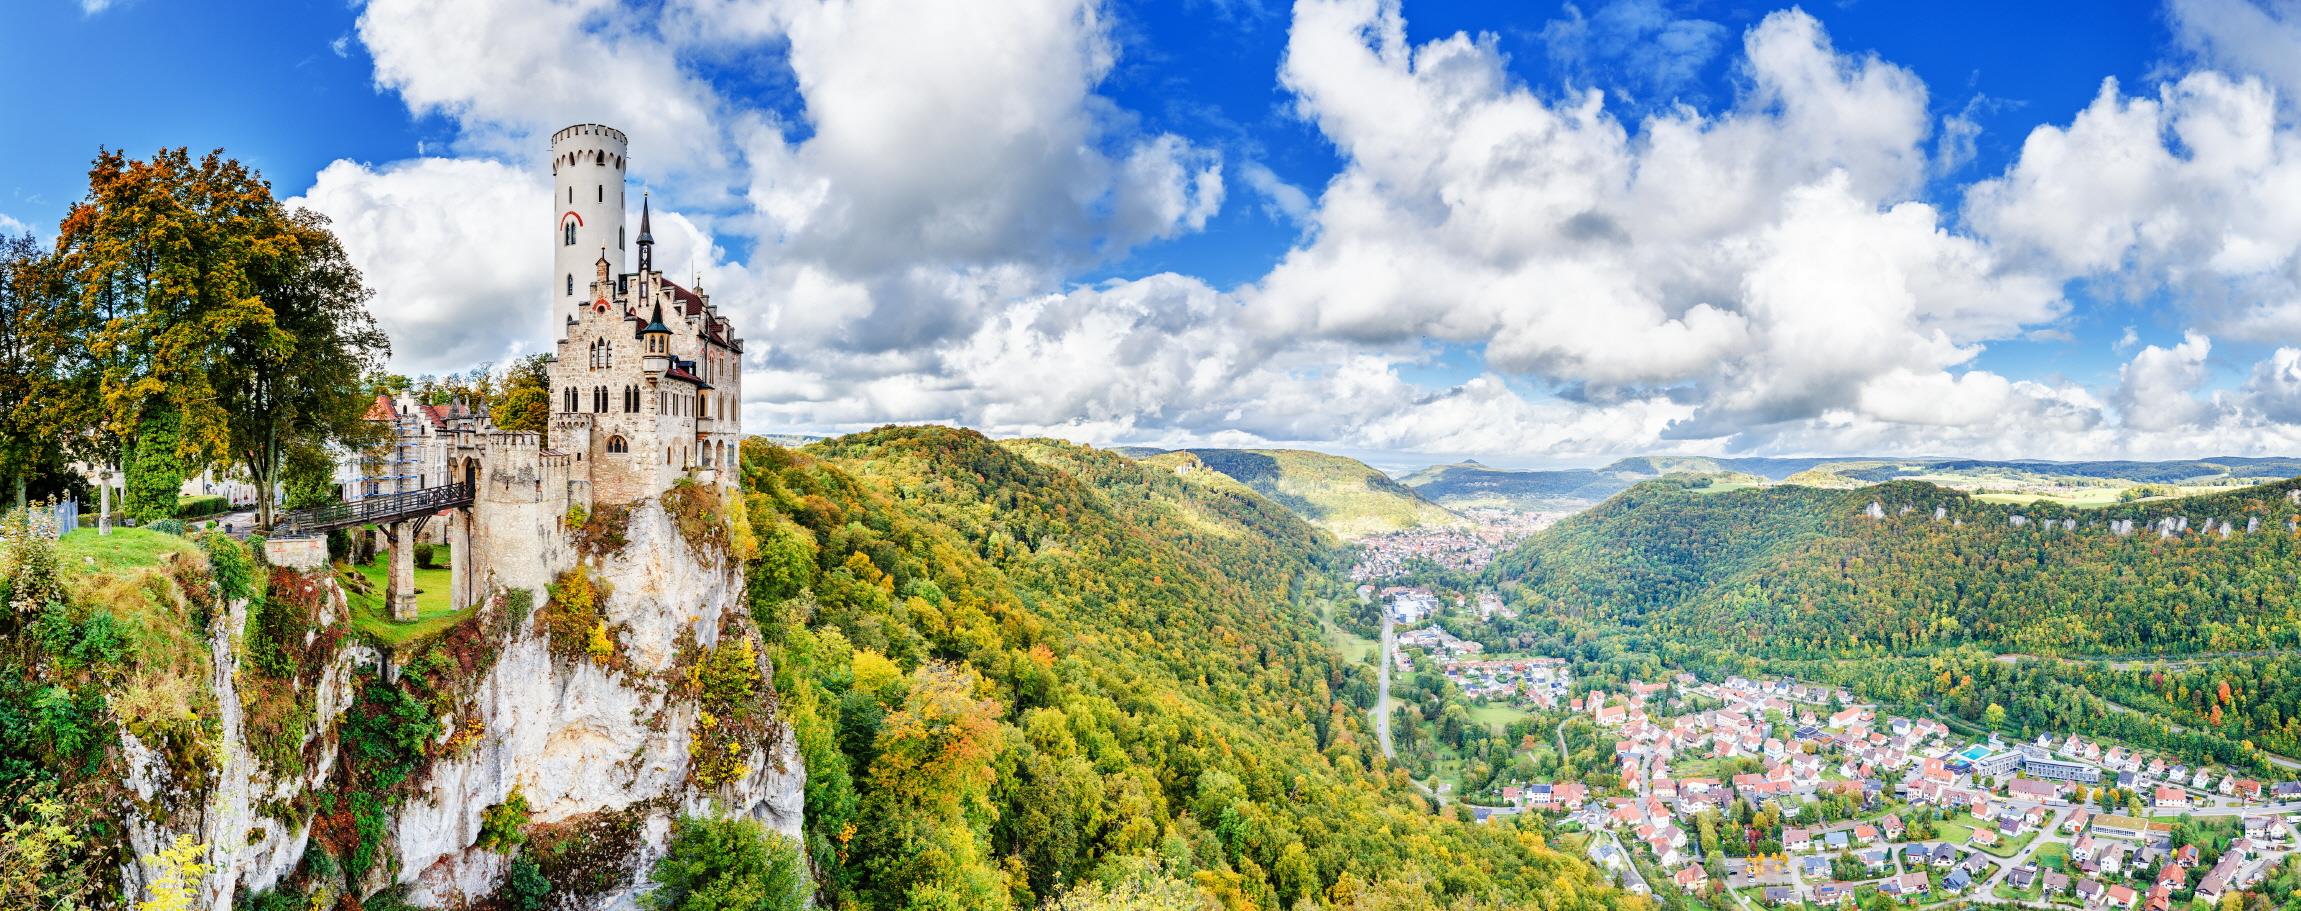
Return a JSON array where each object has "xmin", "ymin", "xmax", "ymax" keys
[
  {"xmin": 1403, "ymin": 457, "xmax": 1769, "ymax": 509},
  {"xmin": 1493, "ymin": 476, "xmax": 2301, "ymax": 659},
  {"xmin": 1144, "ymin": 448, "xmax": 1463, "ymax": 538}
]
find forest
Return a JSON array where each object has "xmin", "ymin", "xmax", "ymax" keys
[
  {"xmin": 1489, "ymin": 477, "xmax": 2301, "ymax": 772},
  {"xmin": 733, "ymin": 427, "xmax": 1640, "ymax": 911}
]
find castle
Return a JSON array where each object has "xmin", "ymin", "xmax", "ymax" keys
[
  {"xmin": 546, "ymin": 123, "xmax": 744, "ymax": 504},
  {"xmin": 285, "ymin": 124, "xmax": 745, "ymax": 620}
]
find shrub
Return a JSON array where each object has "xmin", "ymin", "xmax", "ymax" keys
[
  {"xmin": 478, "ymin": 790, "xmax": 531, "ymax": 851},
  {"xmin": 506, "ymin": 856, "xmax": 550, "ymax": 911},
  {"xmin": 146, "ymin": 518, "xmax": 186, "ymax": 537},
  {"xmin": 413, "ymin": 542, "xmax": 437, "ymax": 569},
  {"xmin": 196, "ymin": 531, "xmax": 256, "ymax": 605},
  {"xmin": 639, "ymin": 815, "xmax": 805, "ymax": 911},
  {"xmin": 174, "ymin": 495, "xmax": 230, "ymax": 519},
  {"xmin": 541, "ymin": 566, "xmax": 615, "ymax": 665}
]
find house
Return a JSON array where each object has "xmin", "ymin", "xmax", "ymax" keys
[
  {"xmin": 1674, "ymin": 865, "xmax": 1708, "ymax": 894},
  {"xmin": 2075, "ymin": 878, "xmax": 2105, "ymax": 906},
  {"xmin": 2044, "ymin": 872, "xmax": 2072, "ymax": 895},
  {"xmin": 2010, "ymin": 778, "xmax": 2061, "ymax": 802},
  {"xmin": 2106, "ymin": 884, "xmax": 2139, "ymax": 909},
  {"xmin": 1800, "ymin": 856, "xmax": 1833, "ymax": 879},
  {"xmin": 2152, "ymin": 786, "xmax": 2190, "ymax": 810},
  {"xmin": 2156, "ymin": 863, "xmax": 2187, "ymax": 891},
  {"xmin": 1971, "ymin": 826, "xmax": 2001, "ymax": 848},
  {"xmin": 2176, "ymin": 845, "xmax": 2199, "ymax": 867},
  {"xmin": 1810, "ymin": 882, "xmax": 1854, "ymax": 905},
  {"xmin": 2010, "ymin": 865, "xmax": 2039, "ymax": 890},
  {"xmin": 1881, "ymin": 872, "xmax": 1929, "ymax": 900},
  {"xmin": 1857, "ymin": 847, "xmax": 1893, "ymax": 872},
  {"xmin": 1944, "ymin": 868, "xmax": 1973, "ymax": 893},
  {"xmin": 1761, "ymin": 887, "xmax": 1796, "ymax": 906},
  {"xmin": 1784, "ymin": 827, "xmax": 1813, "ymax": 853},
  {"xmin": 1880, "ymin": 814, "xmax": 1905, "ymax": 841},
  {"xmin": 1931, "ymin": 843, "xmax": 1959, "ymax": 868},
  {"xmin": 1853, "ymin": 823, "xmax": 1879, "ymax": 845},
  {"xmin": 2196, "ymin": 855, "xmax": 2242, "ymax": 903}
]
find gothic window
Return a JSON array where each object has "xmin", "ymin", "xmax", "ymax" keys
[
  {"xmin": 607, "ymin": 435, "xmax": 627, "ymax": 454},
  {"xmin": 563, "ymin": 387, "xmax": 577, "ymax": 412},
  {"xmin": 564, "ymin": 221, "xmax": 576, "ymax": 246},
  {"xmin": 624, "ymin": 385, "xmax": 638, "ymax": 413},
  {"xmin": 593, "ymin": 386, "xmax": 608, "ymax": 413}
]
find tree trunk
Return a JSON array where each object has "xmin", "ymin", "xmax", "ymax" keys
[{"xmin": 11, "ymin": 473, "xmax": 22, "ymax": 512}]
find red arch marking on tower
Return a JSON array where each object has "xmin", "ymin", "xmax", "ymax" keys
[{"xmin": 561, "ymin": 211, "xmax": 586, "ymax": 226}]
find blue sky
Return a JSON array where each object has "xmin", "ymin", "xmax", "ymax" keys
[{"xmin": 10, "ymin": 0, "xmax": 2301, "ymax": 465}]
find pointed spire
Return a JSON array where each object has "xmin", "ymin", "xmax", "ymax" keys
[
  {"xmin": 636, "ymin": 191, "xmax": 656, "ymax": 274},
  {"xmin": 642, "ymin": 300, "xmax": 671, "ymax": 335}
]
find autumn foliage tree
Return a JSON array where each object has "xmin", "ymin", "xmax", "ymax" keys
[{"xmin": 43, "ymin": 148, "xmax": 386, "ymax": 525}]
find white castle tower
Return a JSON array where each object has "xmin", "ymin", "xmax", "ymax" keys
[{"xmin": 550, "ymin": 123, "xmax": 630, "ymax": 328}]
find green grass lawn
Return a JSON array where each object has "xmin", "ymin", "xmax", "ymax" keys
[
  {"xmin": 56, "ymin": 527, "xmax": 201, "ymax": 576},
  {"xmin": 341, "ymin": 546, "xmax": 474, "ymax": 648},
  {"xmin": 2032, "ymin": 841, "xmax": 2070, "ymax": 872},
  {"xmin": 1975, "ymin": 828, "xmax": 2038, "ymax": 858},
  {"xmin": 1928, "ymin": 816, "xmax": 1978, "ymax": 845},
  {"xmin": 1469, "ymin": 702, "xmax": 1534, "ymax": 734}
]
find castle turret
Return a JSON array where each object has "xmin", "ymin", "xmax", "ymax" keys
[{"xmin": 551, "ymin": 124, "xmax": 629, "ymax": 328}]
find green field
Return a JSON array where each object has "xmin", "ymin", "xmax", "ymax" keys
[
  {"xmin": 1321, "ymin": 603, "xmax": 1381, "ymax": 665},
  {"xmin": 1468, "ymin": 702, "xmax": 1534, "ymax": 733},
  {"xmin": 342, "ymin": 545, "xmax": 474, "ymax": 648},
  {"xmin": 2032, "ymin": 841, "xmax": 2070, "ymax": 872},
  {"xmin": 56, "ymin": 527, "xmax": 201, "ymax": 575}
]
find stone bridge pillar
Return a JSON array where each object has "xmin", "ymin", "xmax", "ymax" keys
[{"xmin": 386, "ymin": 519, "xmax": 418, "ymax": 622}]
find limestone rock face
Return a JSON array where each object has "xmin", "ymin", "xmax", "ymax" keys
[{"xmin": 115, "ymin": 497, "xmax": 802, "ymax": 911}]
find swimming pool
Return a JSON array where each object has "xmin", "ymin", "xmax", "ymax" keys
[{"xmin": 1958, "ymin": 745, "xmax": 1992, "ymax": 762}]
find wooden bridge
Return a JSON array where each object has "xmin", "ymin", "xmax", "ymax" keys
[{"xmin": 270, "ymin": 482, "xmax": 474, "ymax": 538}]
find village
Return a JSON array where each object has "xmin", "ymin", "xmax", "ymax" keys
[
  {"xmin": 1530, "ymin": 673, "xmax": 2295, "ymax": 911},
  {"xmin": 1363, "ymin": 588, "xmax": 2301, "ymax": 911}
]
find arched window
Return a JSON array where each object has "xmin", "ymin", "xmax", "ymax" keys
[
  {"xmin": 593, "ymin": 386, "xmax": 607, "ymax": 413},
  {"xmin": 563, "ymin": 387, "xmax": 577, "ymax": 412},
  {"xmin": 606, "ymin": 435, "xmax": 627, "ymax": 454},
  {"xmin": 623, "ymin": 385, "xmax": 637, "ymax": 413},
  {"xmin": 619, "ymin": 226, "xmax": 625, "ymax": 249},
  {"xmin": 564, "ymin": 221, "xmax": 577, "ymax": 246}
]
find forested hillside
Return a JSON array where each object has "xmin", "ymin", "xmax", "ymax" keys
[
  {"xmin": 739, "ymin": 428, "xmax": 1633, "ymax": 911},
  {"xmin": 1491, "ymin": 477, "xmax": 2301, "ymax": 768},
  {"xmin": 1137, "ymin": 448, "xmax": 1463, "ymax": 538}
]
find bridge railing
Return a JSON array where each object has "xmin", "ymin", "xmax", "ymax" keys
[{"xmin": 273, "ymin": 482, "xmax": 474, "ymax": 537}]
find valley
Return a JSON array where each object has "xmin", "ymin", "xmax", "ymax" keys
[{"xmin": 1320, "ymin": 463, "xmax": 2301, "ymax": 911}]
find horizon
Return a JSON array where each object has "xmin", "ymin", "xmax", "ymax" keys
[{"xmin": 11, "ymin": 0, "xmax": 2301, "ymax": 463}]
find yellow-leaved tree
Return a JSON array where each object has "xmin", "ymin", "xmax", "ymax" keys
[{"xmin": 137, "ymin": 835, "xmax": 207, "ymax": 911}]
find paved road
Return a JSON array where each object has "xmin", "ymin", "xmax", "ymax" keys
[
  {"xmin": 1373, "ymin": 613, "xmax": 1450, "ymax": 807},
  {"xmin": 1377, "ymin": 615, "xmax": 1395, "ymax": 758}
]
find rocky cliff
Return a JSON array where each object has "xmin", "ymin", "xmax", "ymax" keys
[{"xmin": 110, "ymin": 494, "xmax": 801, "ymax": 911}]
